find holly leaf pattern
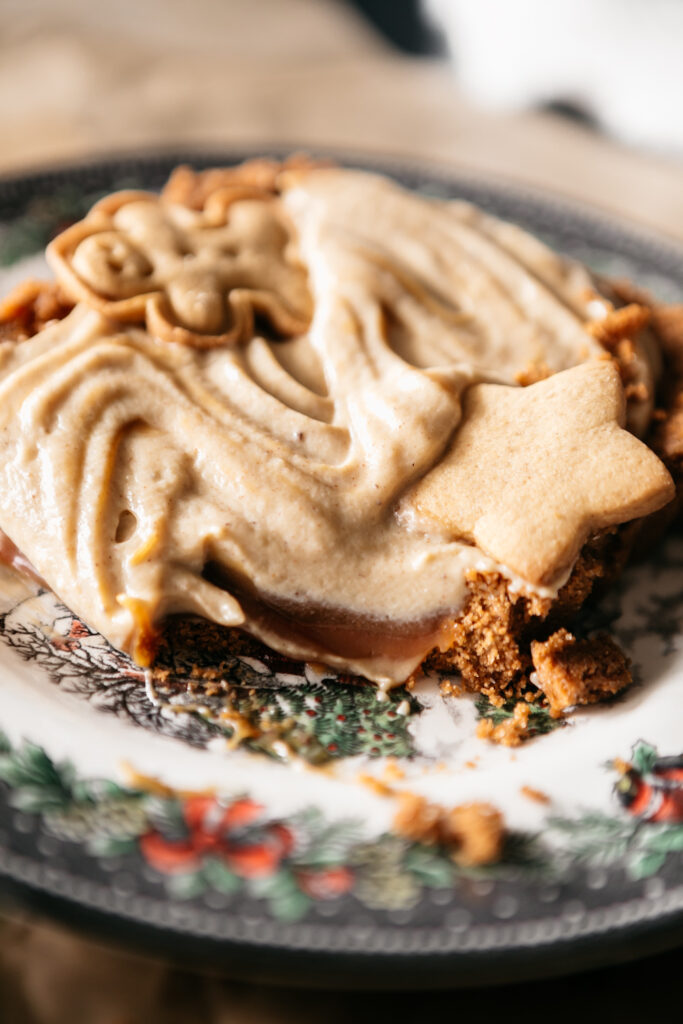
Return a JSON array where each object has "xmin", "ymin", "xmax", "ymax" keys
[
  {"xmin": 289, "ymin": 809, "xmax": 361, "ymax": 867},
  {"xmin": 1, "ymin": 595, "xmax": 422, "ymax": 764},
  {"xmin": 631, "ymin": 741, "xmax": 659, "ymax": 775},
  {"xmin": 0, "ymin": 731, "xmax": 680, "ymax": 921},
  {"xmin": 403, "ymin": 845, "xmax": 454, "ymax": 889},
  {"xmin": 636, "ymin": 825, "xmax": 683, "ymax": 855},
  {"xmin": 629, "ymin": 852, "xmax": 667, "ymax": 879},
  {"xmin": 250, "ymin": 868, "xmax": 312, "ymax": 921},
  {"xmin": 549, "ymin": 812, "xmax": 638, "ymax": 867},
  {"xmin": 202, "ymin": 858, "xmax": 241, "ymax": 895},
  {"xmin": 0, "ymin": 743, "xmax": 76, "ymax": 811},
  {"xmin": 167, "ymin": 872, "xmax": 207, "ymax": 901}
]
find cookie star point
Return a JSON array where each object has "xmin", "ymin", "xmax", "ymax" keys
[{"xmin": 410, "ymin": 360, "xmax": 674, "ymax": 586}]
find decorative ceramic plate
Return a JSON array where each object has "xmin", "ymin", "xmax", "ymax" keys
[{"xmin": 1, "ymin": 152, "xmax": 682, "ymax": 988}]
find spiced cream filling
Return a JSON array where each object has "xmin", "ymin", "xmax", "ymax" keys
[{"xmin": 0, "ymin": 169, "xmax": 672, "ymax": 683}]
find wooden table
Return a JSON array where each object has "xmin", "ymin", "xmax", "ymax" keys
[{"xmin": 2, "ymin": 0, "xmax": 682, "ymax": 242}]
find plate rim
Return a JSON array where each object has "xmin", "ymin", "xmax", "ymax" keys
[
  {"xmin": 1, "ymin": 142, "xmax": 683, "ymax": 269},
  {"xmin": 1, "ymin": 147, "xmax": 682, "ymax": 984}
]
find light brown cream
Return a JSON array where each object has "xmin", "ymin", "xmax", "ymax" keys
[{"xmin": 0, "ymin": 169, "xmax": 672, "ymax": 683}]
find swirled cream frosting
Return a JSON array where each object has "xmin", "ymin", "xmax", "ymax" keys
[{"xmin": 0, "ymin": 168, "xmax": 673, "ymax": 683}]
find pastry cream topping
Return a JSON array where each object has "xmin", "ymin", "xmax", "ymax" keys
[{"xmin": 0, "ymin": 169, "xmax": 672, "ymax": 683}]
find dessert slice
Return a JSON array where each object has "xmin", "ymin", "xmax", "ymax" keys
[{"xmin": 0, "ymin": 161, "xmax": 677, "ymax": 711}]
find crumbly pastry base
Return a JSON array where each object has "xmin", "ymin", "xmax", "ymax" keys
[{"xmin": 426, "ymin": 526, "xmax": 636, "ymax": 698}]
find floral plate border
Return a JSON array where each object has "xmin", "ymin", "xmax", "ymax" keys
[{"xmin": 1, "ymin": 150, "xmax": 683, "ymax": 986}]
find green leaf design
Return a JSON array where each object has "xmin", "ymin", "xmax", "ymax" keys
[
  {"xmin": 148, "ymin": 621, "xmax": 423, "ymax": 763},
  {"xmin": 77, "ymin": 778, "xmax": 133, "ymax": 802},
  {"xmin": 0, "ymin": 743, "xmax": 62, "ymax": 787},
  {"xmin": 250, "ymin": 869, "xmax": 311, "ymax": 922},
  {"xmin": 0, "ymin": 743, "xmax": 78, "ymax": 812},
  {"xmin": 548, "ymin": 812, "xmax": 639, "ymax": 869},
  {"xmin": 0, "ymin": 730, "xmax": 680, "ymax": 920},
  {"xmin": 203, "ymin": 858, "xmax": 241, "ymax": 895},
  {"xmin": 270, "ymin": 887, "xmax": 311, "ymax": 922},
  {"xmin": 640, "ymin": 825, "xmax": 683, "ymax": 854},
  {"xmin": 145, "ymin": 796, "xmax": 187, "ymax": 837},
  {"xmin": 403, "ymin": 845, "xmax": 454, "ymax": 888},
  {"xmin": 249, "ymin": 870, "xmax": 293, "ymax": 901},
  {"xmin": 251, "ymin": 682, "xmax": 420, "ymax": 762},
  {"xmin": 628, "ymin": 852, "xmax": 667, "ymax": 880},
  {"xmin": 167, "ymin": 872, "xmax": 207, "ymax": 900},
  {"xmin": 86, "ymin": 836, "xmax": 138, "ymax": 858},
  {"xmin": 474, "ymin": 695, "xmax": 564, "ymax": 738},
  {"xmin": 289, "ymin": 809, "xmax": 361, "ymax": 867},
  {"xmin": 631, "ymin": 741, "xmax": 660, "ymax": 775},
  {"xmin": 197, "ymin": 680, "xmax": 423, "ymax": 764},
  {"xmin": 44, "ymin": 798, "xmax": 149, "ymax": 844},
  {"xmin": 9, "ymin": 786, "xmax": 68, "ymax": 813}
]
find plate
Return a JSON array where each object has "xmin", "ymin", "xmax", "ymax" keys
[{"xmin": 1, "ymin": 150, "xmax": 683, "ymax": 988}]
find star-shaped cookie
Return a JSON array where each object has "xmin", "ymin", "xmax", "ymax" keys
[{"xmin": 408, "ymin": 360, "xmax": 674, "ymax": 586}]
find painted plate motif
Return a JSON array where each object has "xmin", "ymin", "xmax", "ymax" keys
[{"xmin": 1, "ymin": 152, "xmax": 682, "ymax": 986}]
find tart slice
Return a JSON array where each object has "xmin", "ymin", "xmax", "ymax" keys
[{"xmin": 0, "ymin": 161, "xmax": 678, "ymax": 716}]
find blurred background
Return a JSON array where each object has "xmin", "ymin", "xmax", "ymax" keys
[
  {"xmin": 1, "ymin": 0, "xmax": 682, "ymax": 236},
  {"xmin": 1, "ymin": 1, "xmax": 682, "ymax": 1021}
]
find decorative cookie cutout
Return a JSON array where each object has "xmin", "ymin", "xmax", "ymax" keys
[
  {"xmin": 46, "ymin": 187, "xmax": 312, "ymax": 349},
  {"xmin": 409, "ymin": 360, "xmax": 675, "ymax": 586}
]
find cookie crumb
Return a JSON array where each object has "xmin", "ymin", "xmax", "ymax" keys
[
  {"xmin": 476, "ymin": 700, "xmax": 532, "ymax": 747},
  {"xmin": 393, "ymin": 793, "xmax": 504, "ymax": 865},
  {"xmin": 356, "ymin": 773, "xmax": 395, "ymax": 797},
  {"xmin": 0, "ymin": 279, "xmax": 73, "ymax": 342},
  {"xmin": 439, "ymin": 678, "xmax": 465, "ymax": 698},
  {"xmin": 624, "ymin": 381, "xmax": 649, "ymax": 402},
  {"xmin": 520, "ymin": 785, "xmax": 550, "ymax": 804},
  {"xmin": 515, "ymin": 361, "xmax": 551, "ymax": 386},
  {"xmin": 531, "ymin": 628, "xmax": 631, "ymax": 714},
  {"xmin": 393, "ymin": 792, "xmax": 442, "ymax": 845},
  {"xmin": 586, "ymin": 303, "xmax": 651, "ymax": 348},
  {"xmin": 612, "ymin": 757, "xmax": 632, "ymax": 776},
  {"xmin": 441, "ymin": 802, "xmax": 505, "ymax": 866},
  {"xmin": 382, "ymin": 758, "xmax": 405, "ymax": 782}
]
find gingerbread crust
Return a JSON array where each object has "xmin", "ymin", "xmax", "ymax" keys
[
  {"xmin": 424, "ymin": 526, "xmax": 635, "ymax": 699},
  {"xmin": 0, "ymin": 279, "xmax": 72, "ymax": 342},
  {"xmin": 649, "ymin": 305, "xmax": 683, "ymax": 471},
  {"xmin": 531, "ymin": 628, "xmax": 631, "ymax": 714},
  {"xmin": 160, "ymin": 155, "xmax": 331, "ymax": 210}
]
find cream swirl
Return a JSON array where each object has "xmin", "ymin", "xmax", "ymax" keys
[{"xmin": 0, "ymin": 168, "xmax": 669, "ymax": 682}]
